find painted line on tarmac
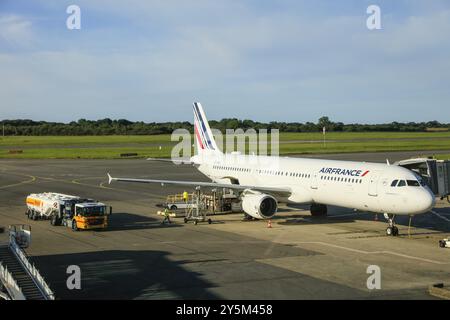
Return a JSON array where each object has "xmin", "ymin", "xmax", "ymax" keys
[
  {"xmin": 99, "ymin": 181, "xmax": 115, "ymax": 190},
  {"xmin": 294, "ymin": 241, "xmax": 449, "ymax": 265},
  {"xmin": 38, "ymin": 175, "xmax": 167, "ymax": 200},
  {"xmin": 32, "ymin": 174, "xmax": 163, "ymax": 198},
  {"xmin": 431, "ymin": 210, "xmax": 450, "ymax": 223},
  {"xmin": 0, "ymin": 172, "xmax": 36, "ymax": 189},
  {"xmin": 72, "ymin": 178, "xmax": 166, "ymax": 199}
]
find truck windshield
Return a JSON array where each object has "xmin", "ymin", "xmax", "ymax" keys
[{"xmin": 81, "ymin": 206, "xmax": 105, "ymax": 216}]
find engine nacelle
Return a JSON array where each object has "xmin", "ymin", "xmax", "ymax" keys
[{"xmin": 241, "ymin": 192, "xmax": 278, "ymax": 219}]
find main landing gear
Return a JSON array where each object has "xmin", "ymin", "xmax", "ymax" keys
[
  {"xmin": 310, "ymin": 204, "xmax": 327, "ymax": 217},
  {"xmin": 384, "ymin": 213, "xmax": 399, "ymax": 236}
]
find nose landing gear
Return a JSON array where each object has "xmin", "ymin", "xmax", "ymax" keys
[{"xmin": 384, "ymin": 213, "xmax": 399, "ymax": 236}]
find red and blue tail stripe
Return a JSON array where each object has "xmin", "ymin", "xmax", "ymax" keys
[{"xmin": 193, "ymin": 102, "xmax": 215, "ymax": 151}]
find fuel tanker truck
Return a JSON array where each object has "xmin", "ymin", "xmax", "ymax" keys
[{"xmin": 25, "ymin": 192, "xmax": 112, "ymax": 231}]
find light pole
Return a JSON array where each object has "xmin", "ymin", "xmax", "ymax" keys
[{"xmin": 322, "ymin": 126, "xmax": 326, "ymax": 148}]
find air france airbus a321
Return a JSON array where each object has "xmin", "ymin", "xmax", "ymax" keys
[{"xmin": 108, "ymin": 102, "xmax": 435, "ymax": 236}]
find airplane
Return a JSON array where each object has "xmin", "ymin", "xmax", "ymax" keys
[{"xmin": 108, "ymin": 102, "xmax": 435, "ymax": 236}]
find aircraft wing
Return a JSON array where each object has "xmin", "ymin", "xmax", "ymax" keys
[
  {"xmin": 107, "ymin": 173, "xmax": 291, "ymax": 197},
  {"xmin": 146, "ymin": 158, "xmax": 194, "ymax": 165}
]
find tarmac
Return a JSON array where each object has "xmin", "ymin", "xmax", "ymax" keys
[{"xmin": 0, "ymin": 150, "xmax": 450, "ymax": 299}]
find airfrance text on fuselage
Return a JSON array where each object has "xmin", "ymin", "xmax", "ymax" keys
[{"xmin": 319, "ymin": 168, "xmax": 369, "ymax": 177}]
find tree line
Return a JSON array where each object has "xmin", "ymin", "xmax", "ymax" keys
[{"xmin": 0, "ymin": 117, "xmax": 448, "ymax": 136}]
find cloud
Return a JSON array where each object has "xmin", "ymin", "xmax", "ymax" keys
[
  {"xmin": 0, "ymin": 14, "xmax": 33, "ymax": 48},
  {"xmin": 0, "ymin": 2, "xmax": 449, "ymax": 123}
]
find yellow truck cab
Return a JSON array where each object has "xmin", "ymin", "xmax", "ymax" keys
[{"xmin": 71, "ymin": 202, "xmax": 110, "ymax": 231}]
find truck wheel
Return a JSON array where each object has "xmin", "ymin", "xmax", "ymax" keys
[
  {"xmin": 32, "ymin": 211, "xmax": 38, "ymax": 221},
  {"xmin": 51, "ymin": 215, "xmax": 61, "ymax": 226},
  {"xmin": 26, "ymin": 210, "xmax": 31, "ymax": 219},
  {"xmin": 170, "ymin": 205, "xmax": 177, "ymax": 210},
  {"xmin": 72, "ymin": 220, "xmax": 79, "ymax": 232}
]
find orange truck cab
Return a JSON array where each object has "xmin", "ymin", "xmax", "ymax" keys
[{"xmin": 70, "ymin": 202, "xmax": 111, "ymax": 231}]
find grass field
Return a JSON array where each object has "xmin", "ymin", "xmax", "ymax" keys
[
  {"xmin": 0, "ymin": 132, "xmax": 449, "ymax": 159},
  {"xmin": 436, "ymin": 154, "xmax": 450, "ymax": 160},
  {"xmin": 279, "ymin": 131, "xmax": 450, "ymax": 141},
  {"xmin": 2, "ymin": 131, "xmax": 450, "ymax": 146},
  {"xmin": 0, "ymin": 135, "xmax": 171, "ymax": 146}
]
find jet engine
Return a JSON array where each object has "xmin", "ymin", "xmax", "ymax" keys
[{"xmin": 241, "ymin": 191, "xmax": 278, "ymax": 219}]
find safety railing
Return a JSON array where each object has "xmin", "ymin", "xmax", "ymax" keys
[
  {"xmin": 0, "ymin": 261, "xmax": 25, "ymax": 300},
  {"xmin": 9, "ymin": 237, "xmax": 55, "ymax": 300},
  {"xmin": 166, "ymin": 193, "xmax": 193, "ymax": 203}
]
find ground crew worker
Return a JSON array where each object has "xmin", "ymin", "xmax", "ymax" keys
[
  {"xmin": 183, "ymin": 191, "xmax": 189, "ymax": 203},
  {"xmin": 162, "ymin": 207, "xmax": 171, "ymax": 224}
]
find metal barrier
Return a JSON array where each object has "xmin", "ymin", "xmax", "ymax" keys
[
  {"xmin": 166, "ymin": 193, "xmax": 193, "ymax": 203},
  {"xmin": 0, "ymin": 261, "xmax": 25, "ymax": 300},
  {"xmin": 9, "ymin": 237, "xmax": 55, "ymax": 300}
]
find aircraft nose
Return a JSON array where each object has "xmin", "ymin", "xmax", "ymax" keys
[{"xmin": 418, "ymin": 190, "xmax": 435, "ymax": 213}]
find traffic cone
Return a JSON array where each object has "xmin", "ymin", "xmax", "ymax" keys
[{"xmin": 267, "ymin": 220, "xmax": 272, "ymax": 228}]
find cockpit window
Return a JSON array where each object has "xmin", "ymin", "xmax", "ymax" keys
[
  {"xmin": 407, "ymin": 180, "xmax": 420, "ymax": 187},
  {"xmin": 391, "ymin": 180, "xmax": 398, "ymax": 187},
  {"xmin": 397, "ymin": 180, "xmax": 406, "ymax": 187}
]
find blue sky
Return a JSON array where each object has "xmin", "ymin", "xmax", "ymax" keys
[{"xmin": 0, "ymin": 0, "xmax": 449, "ymax": 123}]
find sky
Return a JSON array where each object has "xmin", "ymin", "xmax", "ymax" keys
[{"xmin": 0, "ymin": 0, "xmax": 449, "ymax": 124}]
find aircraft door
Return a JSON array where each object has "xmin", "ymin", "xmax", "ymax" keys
[
  {"xmin": 310, "ymin": 173, "xmax": 318, "ymax": 189},
  {"xmin": 368, "ymin": 171, "xmax": 381, "ymax": 196}
]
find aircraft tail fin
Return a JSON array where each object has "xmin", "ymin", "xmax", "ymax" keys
[{"xmin": 193, "ymin": 102, "xmax": 221, "ymax": 155}]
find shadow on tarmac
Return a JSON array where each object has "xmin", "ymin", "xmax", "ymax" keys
[
  {"xmin": 105, "ymin": 212, "xmax": 182, "ymax": 232},
  {"xmin": 278, "ymin": 204, "xmax": 450, "ymax": 234},
  {"xmin": 31, "ymin": 249, "xmax": 220, "ymax": 300}
]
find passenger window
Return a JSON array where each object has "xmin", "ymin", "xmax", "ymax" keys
[
  {"xmin": 391, "ymin": 180, "xmax": 398, "ymax": 187},
  {"xmin": 397, "ymin": 180, "xmax": 406, "ymax": 187}
]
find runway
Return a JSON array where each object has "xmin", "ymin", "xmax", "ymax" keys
[{"xmin": 0, "ymin": 153, "xmax": 449, "ymax": 299}]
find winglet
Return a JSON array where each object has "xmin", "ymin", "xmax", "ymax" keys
[{"xmin": 107, "ymin": 173, "xmax": 113, "ymax": 184}]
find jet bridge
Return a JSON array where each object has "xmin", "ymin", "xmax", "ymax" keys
[
  {"xmin": 0, "ymin": 225, "xmax": 55, "ymax": 300},
  {"xmin": 395, "ymin": 158, "xmax": 450, "ymax": 200}
]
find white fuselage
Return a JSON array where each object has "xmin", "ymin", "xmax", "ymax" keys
[{"xmin": 193, "ymin": 153, "xmax": 435, "ymax": 216}]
